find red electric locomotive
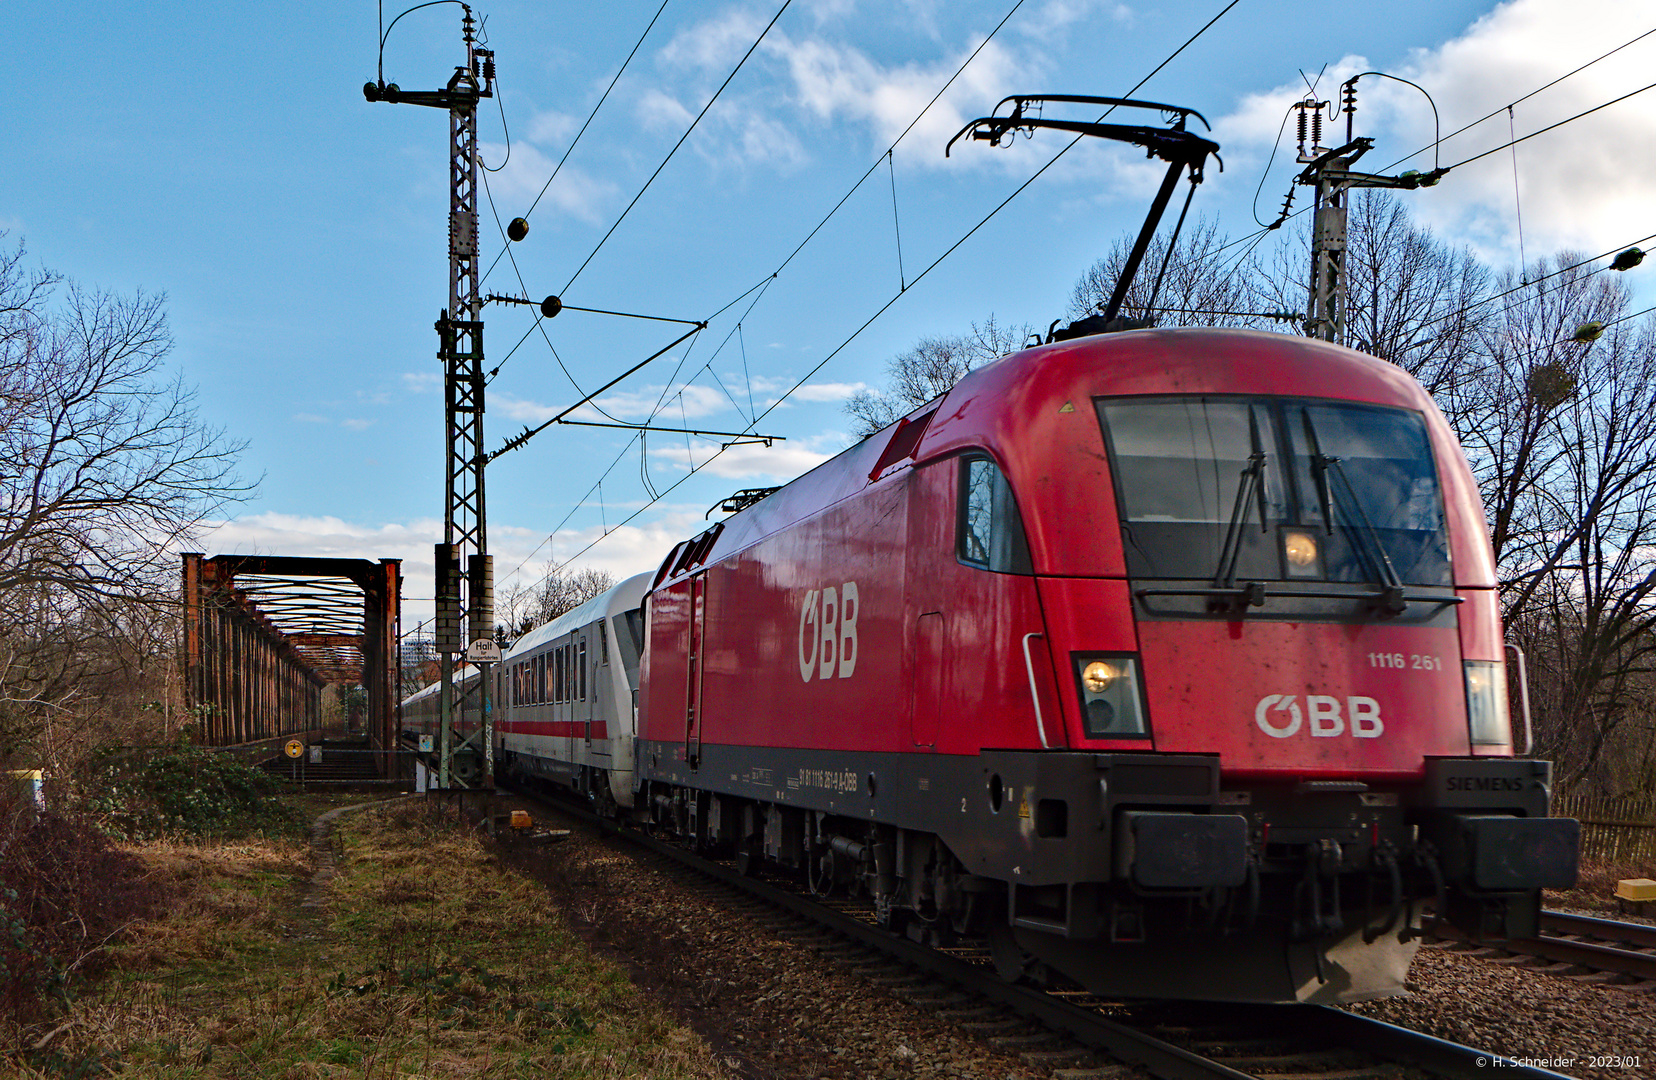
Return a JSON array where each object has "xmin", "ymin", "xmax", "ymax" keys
[{"xmin": 635, "ymin": 326, "xmax": 1578, "ymax": 1004}]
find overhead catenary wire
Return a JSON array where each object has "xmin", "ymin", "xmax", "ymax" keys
[
  {"xmin": 1406, "ymin": 230, "xmax": 1656, "ymax": 337},
  {"xmin": 1439, "ymin": 79, "xmax": 1656, "ymax": 173},
  {"xmin": 1237, "ymin": 27, "xmax": 1656, "ymax": 261},
  {"xmin": 480, "ymin": 169, "xmax": 631, "ymax": 424},
  {"xmin": 505, "ymin": 0, "xmax": 1246, "ymax": 592},
  {"xmin": 479, "ymin": 0, "xmax": 672, "ymax": 288},
  {"xmin": 1555, "ymin": 303, "xmax": 1656, "ymax": 346},
  {"xmin": 489, "ymin": 0, "xmax": 1034, "ymax": 424},
  {"xmin": 559, "ymin": 0, "xmax": 795, "ymax": 297},
  {"xmin": 1380, "ymin": 23, "xmax": 1656, "ymax": 174}
]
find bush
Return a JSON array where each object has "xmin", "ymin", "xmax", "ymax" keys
[
  {"xmin": 0, "ymin": 790, "xmax": 169, "ymax": 1025},
  {"xmin": 85, "ymin": 745, "xmax": 304, "ymax": 842}
]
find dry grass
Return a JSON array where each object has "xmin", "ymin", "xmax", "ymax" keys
[{"xmin": 5, "ymin": 799, "xmax": 731, "ymax": 1079}]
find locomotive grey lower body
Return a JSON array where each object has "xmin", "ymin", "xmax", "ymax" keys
[{"xmin": 634, "ymin": 742, "xmax": 1578, "ymax": 1004}]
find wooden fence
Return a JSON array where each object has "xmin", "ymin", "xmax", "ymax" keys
[{"xmin": 1551, "ymin": 790, "xmax": 1656, "ymax": 864}]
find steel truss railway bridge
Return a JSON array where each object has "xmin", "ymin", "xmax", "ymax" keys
[{"xmin": 181, "ymin": 553, "xmax": 403, "ymax": 775}]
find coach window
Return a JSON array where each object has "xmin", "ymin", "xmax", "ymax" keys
[
  {"xmin": 578, "ymin": 639, "xmax": 588, "ymax": 700},
  {"xmin": 957, "ymin": 455, "xmax": 1032, "ymax": 574}
]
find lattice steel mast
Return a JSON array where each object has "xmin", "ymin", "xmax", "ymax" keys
[
  {"xmin": 1293, "ymin": 79, "xmax": 1444, "ymax": 344},
  {"xmin": 366, "ymin": 7, "xmax": 496, "ymax": 790}
]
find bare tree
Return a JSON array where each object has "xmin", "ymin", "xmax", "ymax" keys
[
  {"xmin": 498, "ymin": 565, "xmax": 617, "ymax": 639},
  {"xmin": 1069, "ymin": 217, "xmax": 1275, "ymax": 330},
  {"xmin": 844, "ymin": 315, "xmax": 1032, "ymax": 438},
  {"xmin": 1451, "ymin": 261, "xmax": 1656, "ymax": 789},
  {"xmin": 0, "ymin": 236, "xmax": 248, "ymax": 769}
]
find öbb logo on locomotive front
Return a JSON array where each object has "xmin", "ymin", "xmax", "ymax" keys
[{"xmin": 1254, "ymin": 693, "xmax": 1384, "ymax": 738}]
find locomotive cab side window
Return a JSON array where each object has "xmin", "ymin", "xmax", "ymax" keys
[{"xmin": 957, "ymin": 455, "xmax": 1032, "ymax": 574}]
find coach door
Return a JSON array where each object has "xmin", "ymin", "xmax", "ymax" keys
[
  {"xmin": 578, "ymin": 630, "xmax": 594, "ymax": 748},
  {"xmin": 685, "ymin": 571, "xmax": 707, "ymax": 768}
]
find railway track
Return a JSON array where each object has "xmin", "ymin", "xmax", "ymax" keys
[
  {"xmin": 509, "ymin": 792, "xmax": 1575, "ymax": 1080},
  {"xmin": 1428, "ymin": 910, "xmax": 1656, "ymax": 988}
]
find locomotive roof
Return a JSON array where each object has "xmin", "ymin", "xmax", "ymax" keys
[{"xmin": 663, "ymin": 327, "xmax": 1492, "ymax": 588}]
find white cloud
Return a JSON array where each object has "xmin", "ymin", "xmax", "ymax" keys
[
  {"xmin": 637, "ymin": 7, "xmax": 1048, "ymax": 173},
  {"xmin": 403, "ymin": 372, "xmax": 441, "ymax": 393},
  {"xmin": 649, "ymin": 437, "xmax": 833, "ymax": 481},
  {"xmin": 1019, "ymin": 0, "xmax": 1132, "ymax": 43},
  {"xmin": 636, "ymin": 89, "xmax": 697, "ymax": 133},
  {"xmin": 342, "ymin": 418, "xmax": 375, "ymax": 431},
  {"xmin": 492, "ymin": 382, "xmax": 741, "ymax": 427},
  {"xmin": 293, "ymin": 413, "xmax": 329, "ymax": 424},
  {"xmin": 477, "ymin": 142, "xmax": 616, "ymax": 224},
  {"xmin": 198, "ymin": 511, "xmax": 687, "ymax": 634},
  {"xmin": 744, "ymin": 376, "xmax": 866, "ymax": 402},
  {"xmin": 590, "ymin": 383, "xmax": 735, "ymax": 422},
  {"xmin": 778, "ymin": 31, "xmax": 1028, "ymax": 165},
  {"xmin": 1218, "ymin": 0, "xmax": 1656, "ymax": 268},
  {"xmin": 526, "ymin": 109, "xmax": 578, "ymax": 147},
  {"xmin": 198, "ymin": 513, "xmax": 444, "ymax": 570},
  {"xmin": 659, "ymin": 8, "xmax": 774, "ymax": 72}
]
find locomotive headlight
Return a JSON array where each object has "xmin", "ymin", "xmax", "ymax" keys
[
  {"xmin": 1081, "ymin": 660, "xmax": 1119, "ymax": 693},
  {"xmin": 1283, "ymin": 530, "xmax": 1320, "ymax": 577},
  {"xmin": 1075, "ymin": 655, "xmax": 1147, "ymax": 739},
  {"xmin": 1464, "ymin": 660, "xmax": 1512, "ymax": 746}
]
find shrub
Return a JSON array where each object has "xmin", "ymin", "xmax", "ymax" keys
[
  {"xmin": 0, "ymin": 789, "xmax": 169, "ymax": 1025},
  {"xmin": 84, "ymin": 745, "xmax": 304, "ymax": 842}
]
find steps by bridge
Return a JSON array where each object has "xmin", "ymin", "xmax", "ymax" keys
[{"xmin": 259, "ymin": 738, "xmax": 410, "ymax": 790}]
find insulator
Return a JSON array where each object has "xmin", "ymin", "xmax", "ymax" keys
[
  {"xmin": 1311, "ymin": 109, "xmax": 1323, "ymax": 150},
  {"xmin": 1297, "ymin": 107, "xmax": 1308, "ymax": 151},
  {"xmin": 484, "ymin": 55, "xmax": 495, "ymax": 81},
  {"xmin": 1342, "ymin": 82, "xmax": 1358, "ymax": 116}
]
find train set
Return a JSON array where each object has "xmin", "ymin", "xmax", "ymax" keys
[{"xmin": 402, "ymin": 325, "xmax": 1581, "ymax": 1005}]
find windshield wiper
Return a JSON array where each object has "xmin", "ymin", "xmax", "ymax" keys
[
  {"xmin": 1212, "ymin": 409, "xmax": 1270, "ymax": 608},
  {"xmin": 1302, "ymin": 412, "xmax": 1406, "ymax": 613}
]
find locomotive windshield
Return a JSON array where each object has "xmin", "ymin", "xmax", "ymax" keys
[{"xmin": 1098, "ymin": 396, "xmax": 1451, "ymax": 586}]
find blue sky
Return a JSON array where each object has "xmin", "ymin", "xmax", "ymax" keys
[{"xmin": 6, "ymin": 0, "xmax": 1654, "ymax": 633}]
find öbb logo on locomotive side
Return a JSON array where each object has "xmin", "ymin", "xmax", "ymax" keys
[
  {"xmin": 1254, "ymin": 694, "xmax": 1384, "ymax": 738},
  {"xmin": 798, "ymin": 583, "xmax": 859, "ymax": 682}
]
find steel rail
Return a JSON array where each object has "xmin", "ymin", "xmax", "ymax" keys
[
  {"xmin": 1540, "ymin": 909, "xmax": 1656, "ymax": 952},
  {"xmin": 1430, "ymin": 910, "xmax": 1656, "ymax": 982},
  {"xmin": 541, "ymin": 798, "xmax": 1576, "ymax": 1080},
  {"xmin": 1303, "ymin": 1006, "xmax": 1577, "ymax": 1079},
  {"xmin": 589, "ymin": 813, "xmax": 1257, "ymax": 1080}
]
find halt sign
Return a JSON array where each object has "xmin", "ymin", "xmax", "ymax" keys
[
  {"xmin": 284, "ymin": 739, "xmax": 305, "ymax": 759},
  {"xmin": 465, "ymin": 638, "xmax": 502, "ymax": 663}
]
